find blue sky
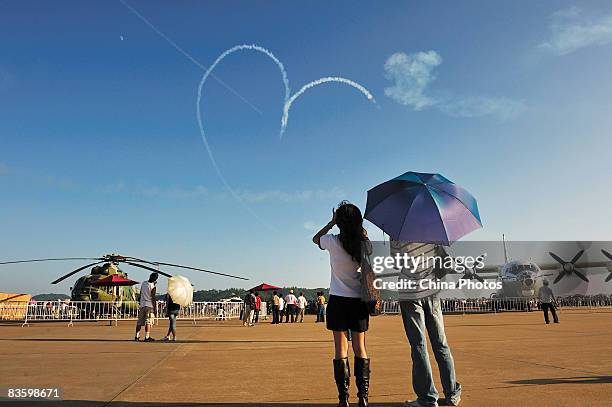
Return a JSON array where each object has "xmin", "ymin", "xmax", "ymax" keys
[{"xmin": 1, "ymin": 1, "xmax": 612, "ymax": 294}]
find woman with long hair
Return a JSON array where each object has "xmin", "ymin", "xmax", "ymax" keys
[{"xmin": 313, "ymin": 201, "xmax": 370, "ymax": 407}]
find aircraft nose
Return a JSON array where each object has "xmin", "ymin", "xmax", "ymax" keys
[{"xmin": 524, "ymin": 278, "xmax": 534, "ymax": 287}]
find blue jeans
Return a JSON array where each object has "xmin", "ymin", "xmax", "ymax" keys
[
  {"xmin": 400, "ymin": 296, "xmax": 461, "ymax": 406},
  {"xmin": 317, "ymin": 304, "xmax": 325, "ymax": 322},
  {"xmin": 168, "ymin": 311, "xmax": 178, "ymax": 331}
]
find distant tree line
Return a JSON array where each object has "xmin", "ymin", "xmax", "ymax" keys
[
  {"xmin": 34, "ymin": 287, "xmax": 398, "ymax": 302},
  {"xmin": 190, "ymin": 287, "xmax": 398, "ymax": 302},
  {"xmin": 32, "ymin": 293, "xmax": 70, "ymax": 301}
]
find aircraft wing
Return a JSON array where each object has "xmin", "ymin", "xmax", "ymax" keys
[
  {"xmin": 477, "ymin": 265, "xmax": 501, "ymax": 274},
  {"xmin": 538, "ymin": 263, "xmax": 561, "ymax": 271},
  {"xmin": 539, "ymin": 261, "xmax": 610, "ymax": 270},
  {"xmin": 575, "ymin": 261, "xmax": 610, "ymax": 269}
]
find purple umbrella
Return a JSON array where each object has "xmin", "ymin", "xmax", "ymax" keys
[{"xmin": 365, "ymin": 172, "xmax": 482, "ymax": 245}]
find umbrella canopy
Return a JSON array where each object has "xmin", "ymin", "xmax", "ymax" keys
[
  {"xmin": 167, "ymin": 275, "xmax": 194, "ymax": 307},
  {"xmin": 249, "ymin": 283, "xmax": 281, "ymax": 292},
  {"xmin": 365, "ymin": 171, "xmax": 482, "ymax": 245},
  {"xmin": 91, "ymin": 275, "xmax": 139, "ymax": 286}
]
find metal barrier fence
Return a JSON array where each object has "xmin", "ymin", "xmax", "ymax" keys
[
  {"xmin": 380, "ymin": 296, "xmax": 612, "ymax": 314},
  {"xmin": 0, "ymin": 301, "xmax": 245, "ymax": 326},
  {"xmin": 2, "ymin": 297, "xmax": 610, "ymax": 326}
]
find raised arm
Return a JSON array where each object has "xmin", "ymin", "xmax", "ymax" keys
[{"xmin": 312, "ymin": 209, "xmax": 337, "ymax": 249}]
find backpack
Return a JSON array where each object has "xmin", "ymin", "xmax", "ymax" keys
[{"xmin": 360, "ymin": 240, "xmax": 381, "ymax": 316}]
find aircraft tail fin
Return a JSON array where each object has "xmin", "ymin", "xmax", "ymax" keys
[{"xmin": 502, "ymin": 234, "xmax": 509, "ymax": 263}]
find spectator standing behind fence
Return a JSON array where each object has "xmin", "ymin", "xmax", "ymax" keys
[
  {"xmin": 297, "ymin": 291, "xmax": 307, "ymax": 322},
  {"xmin": 242, "ymin": 290, "xmax": 255, "ymax": 327},
  {"xmin": 285, "ymin": 290, "xmax": 298, "ymax": 323},
  {"xmin": 135, "ymin": 272, "xmax": 158, "ymax": 342},
  {"xmin": 254, "ymin": 292, "xmax": 261, "ymax": 323},
  {"xmin": 272, "ymin": 291, "xmax": 280, "ymax": 324},
  {"xmin": 538, "ymin": 280, "xmax": 559, "ymax": 324},
  {"xmin": 163, "ymin": 293, "xmax": 180, "ymax": 341},
  {"xmin": 316, "ymin": 291, "xmax": 326, "ymax": 323},
  {"xmin": 278, "ymin": 293, "xmax": 285, "ymax": 323}
]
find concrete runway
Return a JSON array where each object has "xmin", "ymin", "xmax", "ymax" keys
[{"xmin": 1, "ymin": 309, "xmax": 611, "ymax": 406}]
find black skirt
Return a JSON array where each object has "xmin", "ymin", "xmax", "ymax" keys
[{"xmin": 326, "ymin": 294, "xmax": 369, "ymax": 332}]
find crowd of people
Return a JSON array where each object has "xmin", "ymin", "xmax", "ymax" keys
[{"xmin": 237, "ymin": 289, "xmax": 330, "ymax": 326}]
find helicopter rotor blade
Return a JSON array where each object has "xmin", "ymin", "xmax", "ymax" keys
[
  {"xmin": 152, "ymin": 261, "xmax": 249, "ymax": 281},
  {"xmin": 123, "ymin": 257, "xmax": 157, "ymax": 266},
  {"xmin": 573, "ymin": 269, "xmax": 589, "ymax": 283},
  {"xmin": 601, "ymin": 249, "xmax": 612, "ymax": 262},
  {"xmin": 123, "ymin": 261, "xmax": 172, "ymax": 278},
  {"xmin": 51, "ymin": 261, "xmax": 105, "ymax": 284},
  {"xmin": 104, "ymin": 256, "xmax": 249, "ymax": 281},
  {"xmin": 1, "ymin": 257, "xmax": 101, "ymax": 266}
]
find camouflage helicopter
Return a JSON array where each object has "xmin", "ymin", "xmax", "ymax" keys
[{"xmin": 0, "ymin": 253, "xmax": 247, "ymax": 308}]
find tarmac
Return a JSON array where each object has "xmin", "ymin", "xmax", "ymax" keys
[{"xmin": 0, "ymin": 309, "xmax": 611, "ymax": 406}]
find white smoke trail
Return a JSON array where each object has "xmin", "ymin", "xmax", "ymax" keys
[
  {"xmin": 281, "ymin": 77, "xmax": 376, "ymax": 138},
  {"xmin": 197, "ymin": 45, "xmax": 290, "ymax": 230},
  {"xmin": 197, "ymin": 46, "xmax": 375, "ymax": 228},
  {"xmin": 119, "ymin": 0, "xmax": 264, "ymax": 115}
]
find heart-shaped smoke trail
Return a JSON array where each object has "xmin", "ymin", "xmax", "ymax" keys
[{"xmin": 196, "ymin": 44, "xmax": 376, "ymax": 228}]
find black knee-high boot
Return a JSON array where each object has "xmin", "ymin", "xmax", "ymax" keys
[
  {"xmin": 354, "ymin": 357, "xmax": 370, "ymax": 407},
  {"xmin": 333, "ymin": 357, "xmax": 350, "ymax": 407}
]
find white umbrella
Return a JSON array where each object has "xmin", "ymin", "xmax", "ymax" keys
[{"xmin": 167, "ymin": 275, "xmax": 193, "ymax": 307}]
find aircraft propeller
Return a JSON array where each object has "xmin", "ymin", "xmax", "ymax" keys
[
  {"xmin": 601, "ymin": 250, "xmax": 612, "ymax": 283},
  {"xmin": 549, "ymin": 250, "xmax": 589, "ymax": 284}
]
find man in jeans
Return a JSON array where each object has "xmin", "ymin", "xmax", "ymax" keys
[
  {"xmin": 393, "ymin": 241, "xmax": 461, "ymax": 407},
  {"xmin": 316, "ymin": 291, "xmax": 326, "ymax": 323}
]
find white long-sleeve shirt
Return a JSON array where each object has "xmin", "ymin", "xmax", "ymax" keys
[{"xmin": 278, "ymin": 297, "xmax": 285, "ymax": 311}]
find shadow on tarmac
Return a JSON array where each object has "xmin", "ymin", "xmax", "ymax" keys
[
  {"xmin": 0, "ymin": 338, "xmax": 331, "ymax": 344},
  {"xmin": 3, "ymin": 403, "xmax": 404, "ymax": 407},
  {"xmin": 508, "ymin": 375, "xmax": 612, "ymax": 385}
]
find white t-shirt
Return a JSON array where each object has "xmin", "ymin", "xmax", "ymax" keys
[
  {"xmin": 297, "ymin": 295, "xmax": 307, "ymax": 309},
  {"xmin": 278, "ymin": 297, "xmax": 285, "ymax": 311},
  {"xmin": 320, "ymin": 234, "xmax": 361, "ymax": 298},
  {"xmin": 285, "ymin": 294, "xmax": 297, "ymax": 305},
  {"xmin": 139, "ymin": 281, "xmax": 155, "ymax": 308},
  {"xmin": 539, "ymin": 286, "xmax": 554, "ymax": 303}
]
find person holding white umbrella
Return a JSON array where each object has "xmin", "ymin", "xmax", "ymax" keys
[
  {"xmin": 162, "ymin": 293, "xmax": 181, "ymax": 341},
  {"xmin": 163, "ymin": 275, "xmax": 194, "ymax": 341}
]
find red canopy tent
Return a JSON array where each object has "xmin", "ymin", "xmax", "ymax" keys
[
  {"xmin": 249, "ymin": 283, "xmax": 281, "ymax": 291},
  {"xmin": 91, "ymin": 275, "xmax": 139, "ymax": 286}
]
